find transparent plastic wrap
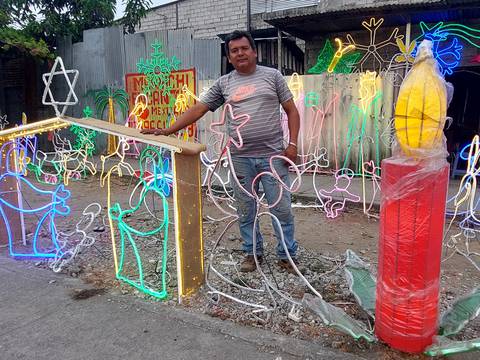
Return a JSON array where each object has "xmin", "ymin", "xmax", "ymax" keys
[{"xmin": 375, "ymin": 40, "xmax": 451, "ymax": 353}]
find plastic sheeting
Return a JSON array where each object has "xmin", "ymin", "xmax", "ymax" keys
[
  {"xmin": 344, "ymin": 249, "xmax": 376, "ymax": 318},
  {"xmin": 439, "ymin": 287, "xmax": 480, "ymax": 336},
  {"xmin": 303, "ymin": 293, "xmax": 376, "ymax": 342},
  {"xmin": 425, "ymin": 336, "xmax": 480, "ymax": 357},
  {"xmin": 375, "ymin": 39, "xmax": 451, "ymax": 353},
  {"xmin": 375, "ymin": 156, "xmax": 449, "ymax": 353}
]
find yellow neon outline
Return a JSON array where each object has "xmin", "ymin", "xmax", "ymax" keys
[
  {"xmin": 288, "ymin": 73, "xmax": 303, "ymax": 101},
  {"xmin": 328, "ymin": 38, "xmax": 356, "ymax": 73},
  {"xmin": 359, "ymin": 71, "xmax": 377, "ymax": 113},
  {"xmin": 100, "ymin": 138, "xmax": 135, "ymax": 273},
  {"xmin": 0, "ymin": 118, "xmax": 69, "ymax": 142}
]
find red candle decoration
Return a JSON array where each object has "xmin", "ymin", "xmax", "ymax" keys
[{"xmin": 375, "ymin": 157, "xmax": 449, "ymax": 353}]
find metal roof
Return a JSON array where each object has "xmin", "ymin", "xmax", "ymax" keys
[{"xmin": 260, "ymin": 0, "xmax": 480, "ymax": 39}]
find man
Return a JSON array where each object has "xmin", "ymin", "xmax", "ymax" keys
[{"xmin": 142, "ymin": 30, "xmax": 300, "ymax": 273}]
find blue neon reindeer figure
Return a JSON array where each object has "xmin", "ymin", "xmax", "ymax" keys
[{"xmin": 0, "ymin": 141, "xmax": 71, "ymax": 258}]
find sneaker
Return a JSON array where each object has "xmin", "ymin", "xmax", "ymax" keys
[
  {"xmin": 240, "ymin": 255, "xmax": 263, "ymax": 273},
  {"xmin": 277, "ymin": 258, "xmax": 300, "ymax": 274}
]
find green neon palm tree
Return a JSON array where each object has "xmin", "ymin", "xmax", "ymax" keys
[{"xmin": 93, "ymin": 86, "xmax": 129, "ymax": 155}]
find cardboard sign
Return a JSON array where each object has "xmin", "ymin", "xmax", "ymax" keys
[{"xmin": 125, "ymin": 69, "xmax": 196, "ymax": 138}]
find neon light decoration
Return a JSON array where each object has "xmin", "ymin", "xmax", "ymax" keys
[
  {"xmin": 304, "ymin": 92, "xmax": 319, "ymax": 108},
  {"xmin": 0, "ymin": 141, "xmax": 71, "ymax": 258},
  {"xmin": 125, "ymin": 93, "xmax": 149, "ymax": 157},
  {"xmin": 394, "ymin": 38, "xmax": 416, "ymax": 64},
  {"xmin": 41, "ymin": 57, "xmax": 79, "ymax": 117},
  {"xmin": 445, "ymin": 135, "xmax": 480, "ymax": 270},
  {"xmin": 100, "ymin": 138, "xmax": 135, "ymax": 273},
  {"xmin": 109, "ymin": 147, "xmax": 169, "ymax": 299},
  {"xmin": 307, "ymin": 39, "xmax": 360, "ymax": 74},
  {"xmin": 204, "ymin": 105, "xmax": 336, "ymax": 316},
  {"xmin": 415, "ymin": 22, "xmax": 464, "ymax": 76},
  {"xmin": 346, "ymin": 18, "xmax": 403, "ymax": 73},
  {"xmin": 359, "ymin": 71, "xmax": 378, "ymax": 113},
  {"xmin": 318, "ymin": 169, "xmax": 360, "ymax": 218},
  {"xmin": 137, "ymin": 40, "xmax": 182, "ymax": 96},
  {"xmin": 69, "ymin": 106, "xmax": 98, "ymax": 157},
  {"xmin": 210, "ymin": 104, "xmax": 250, "ymax": 151},
  {"xmin": 94, "ymin": 86, "xmax": 129, "ymax": 155},
  {"xmin": 0, "ymin": 118, "xmax": 69, "ymax": 142},
  {"xmin": 301, "ymin": 93, "xmax": 339, "ymax": 171},
  {"xmin": 361, "ymin": 160, "xmax": 381, "ymax": 218},
  {"xmin": 328, "ymin": 38, "xmax": 356, "ymax": 73},
  {"xmin": 50, "ymin": 203, "xmax": 102, "ymax": 273},
  {"xmin": 287, "ymin": 73, "xmax": 303, "ymax": 101},
  {"xmin": 27, "ymin": 130, "xmax": 97, "ymax": 186},
  {"xmin": 343, "ymin": 90, "xmax": 383, "ymax": 175},
  {"xmin": 0, "ymin": 114, "xmax": 8, "ymax": 130}
]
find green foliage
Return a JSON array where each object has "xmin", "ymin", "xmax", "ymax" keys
[
  {"xmin": 122, "ymin": 0, "xmax": 153, "ymax": 34},
  {"xmin": 0, "ymin": 0, "xmax": 152, "ymax": 56},
  {"xmin": 0, "ymin": 27, "xmax": 53, "ymax": 59}
]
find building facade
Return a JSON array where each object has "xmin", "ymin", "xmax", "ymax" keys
[{"xmin": 137, "ymin": 0, "xmax": 304, "ymax": 74}]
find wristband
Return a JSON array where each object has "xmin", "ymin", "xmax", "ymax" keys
[{"xmin": 288, "ymin": 142, "xmax": 297, "ymax": 147}]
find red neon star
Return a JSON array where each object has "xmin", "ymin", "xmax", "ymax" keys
[
  {"xmin": 210, "ymin": 103, "xmax": 250, "ymax": 149},
  {"xmin": 471, "ymin": 54, "xmax": 480, "ymax": 63}
]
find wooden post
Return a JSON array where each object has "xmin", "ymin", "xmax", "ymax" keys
[
  {"xmin": 172, "ymin": 152, "xmax": 204, "ymax": 299},
  {"xmin": 277, "ymin": 28, "xmax": 282, "ymax": 71}
]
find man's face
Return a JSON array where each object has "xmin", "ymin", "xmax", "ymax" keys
[{"xmin": 227, "ymin": 37, "xmax": 257, "ymax": 72}]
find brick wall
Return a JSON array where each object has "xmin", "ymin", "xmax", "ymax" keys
[{"xmin": 138, "ymin": 0, "xmax": 252, "ymax": 38}]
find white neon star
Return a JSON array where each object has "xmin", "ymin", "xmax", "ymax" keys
[
  {"xmin": 0, "ymin": 114, "xmax": 8, "ymax": 130},
  {"xmin": 42, "ymin": 57, "xmax": 79, "ymax": 117}
]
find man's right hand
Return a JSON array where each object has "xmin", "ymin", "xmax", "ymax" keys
[{"xmin": 140, "ymin": 128, "xmax": 171, "ymax": 136}]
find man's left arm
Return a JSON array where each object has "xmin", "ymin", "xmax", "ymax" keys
[{"xmin": 281, "ymin": 99, "xmax": 300, "ymax": 163}]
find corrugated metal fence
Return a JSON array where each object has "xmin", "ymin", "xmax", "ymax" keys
[
  {"xmin": 57, "ymin": 26, "xmax": 222, "ymax": 118},
  {"xmin": 197, "ymin": 73, "xmax": 395, "ymax": 171}
]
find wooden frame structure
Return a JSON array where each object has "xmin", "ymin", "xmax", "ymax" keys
[{"xmin": 0, "ymin": 116, "xmax": 206, "ymax": 299}]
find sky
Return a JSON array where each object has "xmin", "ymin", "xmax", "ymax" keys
[{"xmin": 115, "ymin": 0, "xmax": 175, "ymax": 20}]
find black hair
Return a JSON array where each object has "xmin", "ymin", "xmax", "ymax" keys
[{"xmin": 224, "ymin": 30, "xmax": 256, "ymax": 55}]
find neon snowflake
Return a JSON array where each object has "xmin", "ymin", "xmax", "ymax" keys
[
  {"xmin": 136, "ymin": 40, "xmax": 182, "ymax": 96},
  {"xmin": 346, "ymin": 18, "xmax": 404, "ymax": 73},
  {"xmin": 416, "ymin": 22, "xmax": 464, "ymax": 76}
]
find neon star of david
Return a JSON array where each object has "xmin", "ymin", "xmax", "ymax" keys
[
  {"xmin": 210, "ymin": 104, "xmax": 250, "ymax": 150},
  {"xmin": 42, "ymin": 57, "xmax": 79, "ymax": 117},
  {"xmin": 0, "ymin": 114, "xmax": 8, "ymax": 130}
]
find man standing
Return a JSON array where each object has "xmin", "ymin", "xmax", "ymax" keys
[{"xmin": 142, "ymin": 30, "xmax": 300, "ymax": 273}]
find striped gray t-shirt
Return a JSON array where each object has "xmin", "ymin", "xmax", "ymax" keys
[{"xmin": 200, "ymin": 65, "xmax": 293, "ymax": 157}]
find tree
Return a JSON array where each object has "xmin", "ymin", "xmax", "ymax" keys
[{"xmin": 0, "ymin": 0, "xmax": 152, "ymax": 59}]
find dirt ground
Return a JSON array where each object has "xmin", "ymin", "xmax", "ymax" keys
[{"xmin": 3, "ymin": 172, "xmax": 479, "ymax": 360}]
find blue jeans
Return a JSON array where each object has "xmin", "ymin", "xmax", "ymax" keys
[{"xmin": 230, "ymin": 156, "xmax": 297, "ymax": 259}]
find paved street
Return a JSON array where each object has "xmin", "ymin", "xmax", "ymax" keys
[{"xmin": 0, "ymin": 254, "xmax": 361, "ymax": 360}]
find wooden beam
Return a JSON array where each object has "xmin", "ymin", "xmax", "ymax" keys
[
  {"xmin": 173, "ymin": 152, "xmax": 204, "ymax": 299},
  {"xmin": 0, "ymin": 118, "xmax": 68, "ymax": 142},
  {"xmin": 0, "ymin": 116, "xmax": 207, "ymax": 155},
  {"xmin": 63, "ymin": 116, "xmax": 206, "ymax": 155}
]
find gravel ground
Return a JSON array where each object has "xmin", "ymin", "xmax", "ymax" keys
[{"xmin": 7, "ymin": 173, "xmax": 480, "ymax": 360}]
